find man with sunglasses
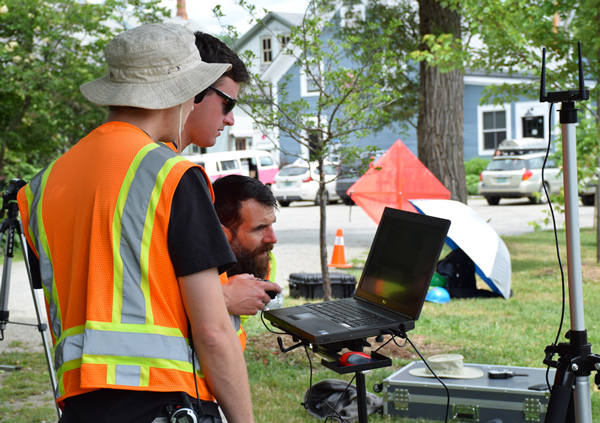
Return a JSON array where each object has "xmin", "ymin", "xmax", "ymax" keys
[
  {"xmin": 174, "ymin": 33, "xmax": 282, "ymax": 348},
  {"xmin": 180, "ymin": 32, "xmax": 248, "ymax": 152}
]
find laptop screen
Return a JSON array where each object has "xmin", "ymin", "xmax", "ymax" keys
[{"xmin": 355, "ymin": 207, "xmax": 450, "ymax": 320}]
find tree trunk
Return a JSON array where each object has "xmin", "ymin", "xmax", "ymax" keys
[
  {"xmin": 317, "ymin": 158, "xmax": 332, "ymax": 301},
  {"xmin": 417, "ymin": 0, "xmax": 467, "ymax": 204}
]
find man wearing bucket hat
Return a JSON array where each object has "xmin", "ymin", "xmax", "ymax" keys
[{"xmin": 17, "ymin": 23, "xmax": 253, "ymax": 423}]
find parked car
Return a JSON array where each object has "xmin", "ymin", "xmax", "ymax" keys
[
  {"xmin": 335, "ymin": 151, "xmax": 385, "ymax": 205},
  {"xmin": 272, "ymin": 161, "xmax": 340, "ymax": 207},
  {"xmin": 478, "ymin": 146, "xmax": 563, "ymax": 205},
  {"xmin": 579, "ymin": 177, "xmax": 597, "ymax": 206},
  {"xmin": 186, "ymin": 149, "xmax": 279, "ymax": 186}
]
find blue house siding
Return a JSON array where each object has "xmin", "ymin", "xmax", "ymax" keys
[
  {"xmin": 463, "ymin": 84, "xmax": 484, "ymax": 161},
  {"xmin": 240, "ymin": 11, "xmax": 559, "ymax": 168}
]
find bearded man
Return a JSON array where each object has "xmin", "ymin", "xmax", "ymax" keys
[{"xmin": 212, "ymin": 175, "xmax": 281, "ymax": 350}]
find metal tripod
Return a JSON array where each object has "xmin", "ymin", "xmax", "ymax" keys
[
  {"xmin": 540, "ymin": 43, "xmax": 600, "ymax": 423},
  {"xmin": 0, "ymin": 179, "xmax": 61, "ymax": 419}
]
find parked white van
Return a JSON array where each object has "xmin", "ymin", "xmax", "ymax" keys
[{"xmin": 186, "ymin": 150, "xmax": 279, "ymax": 186}]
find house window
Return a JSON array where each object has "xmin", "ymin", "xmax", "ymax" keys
[
  {"xmin": 307, "ymin": 63, "xmax": 321, "ymax": 92},
  {"xmin": 261, "ymin": 37, "xmax": 272, "ymax": 64},
  {"xmin": 235, "ymin": 138, "xmax": 247, "ymax": 150},
  {"xmin": 300, "ymin": 61, "xmax": 322, "ymax": 97},
  {"xmin": 190, "ymin": 145, "xmax": 205, "ymax": 154},
  {"xmin": 483, "ymin": 110, "xmax": 507, "ymax": 151},
  {"xmin": 278, "ymin": 34, "xmax": 291, "ymax": 48},
  {"xmin": 341, "ymin": 4, "xmax": 366, "ymax": 28},
  {"xmin": 522, "ymin": 115, "xmax": 544, "ymax": 138}
]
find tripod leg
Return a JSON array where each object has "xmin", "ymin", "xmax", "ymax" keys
[
  {"xmin": 0, "ymin": 227, "xmax": 13, "ymax": 338},
  {"xmin": 545, "ymin": 360, "xmax": 574, "ymax": 423},
  {"xmin": 0, "ymin": 225, "xmax": 21, "ymax": 372},
  {"xmin": 18, "ymin": 227, "xmax": 61, "ymax": 419},
  {"xmin": 573, "ymin": 376, "xmax": 593, "ymax": 423}
]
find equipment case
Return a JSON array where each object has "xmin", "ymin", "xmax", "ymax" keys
[
  {"xmin": 381, "ymin": 361, "xmax": 555, "ymax": 422},
  {"xmin": 288, "ymin": 273, "xmax": 356, "ymax": 299}
]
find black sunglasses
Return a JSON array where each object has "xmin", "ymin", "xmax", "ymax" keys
[{"xmin": 194, "ymin": 86, "xmax": 237, "ymax": 114}]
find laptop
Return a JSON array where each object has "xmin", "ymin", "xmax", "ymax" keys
[{"xmin": 264, "ymin": 207, "xmax": 450, "ymax": 345}]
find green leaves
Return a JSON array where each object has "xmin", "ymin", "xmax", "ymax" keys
[
  {"xmin": 227, "ymin": 0, "xmax": 391, "ymax": 163},
  {"xmin": 0, "ymin": 0, "xmax": 167, "ymax": 179}
]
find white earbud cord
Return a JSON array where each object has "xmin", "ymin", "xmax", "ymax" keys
[{"xmin": 177, "ymin": 103, "xmax": 183, "ymax": 155}]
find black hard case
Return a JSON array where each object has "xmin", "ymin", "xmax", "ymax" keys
[
  {"xmin": 288, "ymin": 272, "xmax": 356, "ymax": 299},
  {"xmin": 382, "ymin": 361, "xmax": 555, "ymax": 422}
]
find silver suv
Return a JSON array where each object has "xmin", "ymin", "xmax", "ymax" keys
[{"xmin": 478, "ymin": 139, "xmax": 563, "ymax": 205}]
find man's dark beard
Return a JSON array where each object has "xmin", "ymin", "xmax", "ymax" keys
[{"xmin": 227, "ymin": 237, "xmax": 274, "ymax": 279}]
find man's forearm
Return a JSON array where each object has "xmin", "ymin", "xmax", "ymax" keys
[
  {"xmin": 179, "ymin": 269, "xmax": 254, "ymax": 423},
  {"xmin": 195, "ymin": 325, "xmax": 253, "ymax": 422}
]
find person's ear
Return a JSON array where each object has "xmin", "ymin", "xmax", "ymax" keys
[{"xmin": 222, "ymin": 224, "xmax": 233, "ymax": 243}]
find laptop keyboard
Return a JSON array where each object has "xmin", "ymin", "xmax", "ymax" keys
[{"xmin": 306, "ymin": 301, "xmax": 394, "ymax": 328}]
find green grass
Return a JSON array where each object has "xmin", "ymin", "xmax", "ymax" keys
[
  {"xmin": 0, "ymin": 348, "xmax": 56, "ymax": 422},
  {"xmin": 1, "ymin": 228, "xmax": 599, "ymax": 422},
  {"xmin": 245, "ymin": 228, "xmax": 600, "ymax": 422}
]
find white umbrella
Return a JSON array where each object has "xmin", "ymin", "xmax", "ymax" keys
[{"xmin": 410, "ymin": 199, "xmax": 511, "ymax": 299}]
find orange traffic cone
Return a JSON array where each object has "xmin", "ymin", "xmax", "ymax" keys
[{"xmin": 328, "ymin": 229, "xmax": 353, "ymax": 268}]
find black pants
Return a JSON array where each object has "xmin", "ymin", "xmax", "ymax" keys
[{"xmin": 59, "ymin": 389, "xmax": 222, "ymax": 423}]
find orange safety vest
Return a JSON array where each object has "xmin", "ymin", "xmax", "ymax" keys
[
  {"xmin": 17, "ymin": 122, "xmax": 217, "ymax": 407},
  {"xmin": 220, "ymin": 252, "xmax": 276, "ymax": 352}
]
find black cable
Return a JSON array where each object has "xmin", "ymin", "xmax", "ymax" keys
[
  {"xmin": 543, "ymin": 103, "xmax": 567, "ymax": 391},
  {"xmin": 260, "ymin": 310, "xmax": 286, "ymax": 334},
  {"xmin": 301, "ymin": 344, "xmax": 314, "ymax": 410},
  {"xmin": 299, "ymin": 344, "xmax": 348, "ymax": 423},
  {"xmin": 189, "ymin": 342, "xmax": 204, "ymax": 417},
  {"xmin": 323, "ymin": 375, "xmax": 355, "ymax": 423},
  {"xmin": 389, "ymin": 329, "xmax": 450, "ymax": 423},
  {"xmin": 373, "ymin": 333, "xmax": 407, "ymax": 353}
]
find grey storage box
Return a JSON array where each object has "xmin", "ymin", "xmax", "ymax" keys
[
  {"xmin": 288, "ymin": 273, "xmax": 356, "ymax": 299},
  {"xmin": 381, "ymin": 361, "xmax": 555, "ymax": 422}
]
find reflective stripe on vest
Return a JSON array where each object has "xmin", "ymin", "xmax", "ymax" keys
[
  {"xmin": 23, "ymin": 142, "xmax": 204, "ymax": 395},
  {"xmin": 24, "ymin": 163, "xmax": 62, "ymax": 341},
  {"xmin": 267, "ymin": 251, "xmax": 276, "ymax": 282}
]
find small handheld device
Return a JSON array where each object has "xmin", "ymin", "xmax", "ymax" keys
[
  {"xmin": 488, "ymin": 370, "xmax": 528, "ymax": 379},
  {"xmin": 166, "ymin": 394, "xmax": 199, "ymax": 423},
  {"xmin": 258, "ymin": 278, "xmax": 278, "ymax": 299},
  {"xmin": 166, "ymin": 404, "xmax": 197, "ymax": 423}
]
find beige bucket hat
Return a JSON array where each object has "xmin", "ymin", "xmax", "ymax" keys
[
  {"xmin": 409, "ymin": 354, "xmax": 484, "ymax": 379},
  {"xmin": 80, "ymin": 23, "xmax": 231, "ymax": 109}
]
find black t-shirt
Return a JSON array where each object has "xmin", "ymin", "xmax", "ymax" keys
[
  {"xmin": 28, "ymin": 166, "xmax": 235, "ymax": 288},
  {"xmin": 168, "ymin": 166, "xmax": 236, "ymax": 276}
]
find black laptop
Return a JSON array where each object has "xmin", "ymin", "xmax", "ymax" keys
[{"xmin": 264, "ymin": 207, "xmax": 450, "ymax": 345}]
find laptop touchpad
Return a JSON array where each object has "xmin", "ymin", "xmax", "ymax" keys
[{"xmin": 289, "ymin": 312, "xmax": 315, "ymax": 321}]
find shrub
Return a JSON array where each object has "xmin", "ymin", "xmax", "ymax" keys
[
  {"xmin": 466, "ymin": 174, "xmax": 480, "ymax": 195},
  {"xmin": 464, "ymin": 157, "xmax": 490, "ymax": 196},
  {"xmin": 464, "ymin": 157, "xmax": 490, "ymax": 177}
]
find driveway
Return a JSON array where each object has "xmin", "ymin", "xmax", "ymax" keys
[{"xmin": 272, "ymin": 197, "xmax": 595, "ymax": 286}]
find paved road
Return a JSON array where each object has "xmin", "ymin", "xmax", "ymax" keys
[
  {"xmin": 272, "ymin": 197, "xmax": 595, "ymax": 285},
  {"xmin": 1, "ymin": 197, "xmax": 595, "ymax": 338}
]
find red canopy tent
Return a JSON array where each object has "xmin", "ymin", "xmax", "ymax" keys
[{"xmin": 348, "ymin": 140, "xmax": 451, "ymax": 224}]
